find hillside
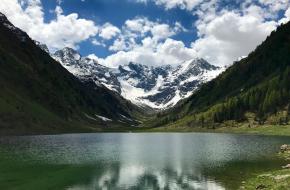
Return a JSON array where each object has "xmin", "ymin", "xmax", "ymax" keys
[
  {"xmin": 149, "ymin": 21, "xmax": 290, "ymax": 128},
  {"xmin": 51, "ymin": 47, "xmax": 222, "ymax": 109},
  {"xmin": 0, "ymin": 13, "xmax": 141, "ymax": 135}
]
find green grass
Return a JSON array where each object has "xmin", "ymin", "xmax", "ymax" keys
[
  {"xmin": 142, "ymin": 124, "xmax": 290, "ymax": 136},
  {"xmin": 143, "ymin": 111, "xmax": 290, "ymax": 135},
  {"xmin": 0, "ymin": 160, "xmax": 96, "ymax": 190},
  {"xmin": 232, "ymin": 143, "xmax": 290, "ymax": 189},
  {"xmin": 216, "ymin": 125, "xmax": 290, "ymax": 136},
  {"xmin": 240, "ymin": 167, "xmax": 290, "ymax": 189}
]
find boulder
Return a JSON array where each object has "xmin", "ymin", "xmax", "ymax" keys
[
  {"xmin": 282, "ymin": 164, "xmax": 290, "ymax": 169},
  {"xmin": 256, "ymin": 184, "xmax": 267, "ymax": 189},
  {"xmin": 280, "ymin": 144, "xmax": 289, "ymax": 153}
]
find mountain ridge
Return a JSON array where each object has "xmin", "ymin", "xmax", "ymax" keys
[
  {"xmin": 51, "ymin": 47, "xmax": 223, "ymax": 109},
  {"xmin": 149, "ymin": 21, "xmax": 290, "ymax": 128},
  {"xmin": 0, "ymin": 12, "xmax": 141, "ymax": 135}
]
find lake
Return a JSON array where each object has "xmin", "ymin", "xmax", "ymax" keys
[{"xmin": 0, "ymin": 133, "xmax": 289, "ymax": 190}]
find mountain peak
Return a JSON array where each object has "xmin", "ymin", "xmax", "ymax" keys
[
  {"xmin": 162, "ymin": 21, "xmax": 290, "ymax": 127},
  {"xmin": 192, "ymin": 58, "xmax": 219, "ymax": 70},
  {"xmin": 34, "ymin": 37, "xmax": 222, "ymax": 109},
  {"xmin": 34, "ymin": 41, "xmax": 50, "ymax": 53},
  {"xmin": 0, "ymin": 13, "xmax": 140, "ymax": 133},
  {"xmin": 0, "ymin": 12, "xmax": 28, "ymax": 42},
  {"xmin": 172, "ymin": 58, "xmax": 220, "ymax": 78},
  {"xmin": 61, "ymin": 47, "xmax": 81, "ymax": 59},
  {"xmin": 49, "ymin": 47, "xmax": 223, "ymax": 109},
  {"xmin": 0, "ymin": 12, "xmax": 7, "ymax": 22},
  {"xmin": 53, "ymin": 47, "xmax": 81, "ymax": 65}
]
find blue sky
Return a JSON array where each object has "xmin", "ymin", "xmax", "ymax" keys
[
  {"xmin": 1, "ymin": 0, "xmax": 290, "ymax": 67},
  {"xmin": 41, "ymin": 0, "xmax": 197, "ymax": 58}
]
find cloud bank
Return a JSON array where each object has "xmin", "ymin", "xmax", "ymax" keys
[
  {"xmin": 0, "ymin": 0, "xmax": 98, "ymax": 50},
  {"xmin": 1, "ymin": 0, "xmax": 290, "ymax": 67}
]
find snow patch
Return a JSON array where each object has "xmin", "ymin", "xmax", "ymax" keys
[
  {"xmin": 84, "ymin": 113, "xmax": 97, "ymax": 121},
  {"xmin": 120, "ymin": 114, "xmax": 133, "ymax": 121},
  {"xmin": 96, "ymin": 115, "xmax": 112, "ymax": 122},
  {"xmin": 50, "ymin": 47, "xmax": 224, "ymax": 110}
]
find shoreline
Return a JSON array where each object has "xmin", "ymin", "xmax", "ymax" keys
[
  {"xmin": 143, "ymin": 124, "xmax": 290, "ymax": 136},
  {"xmin": 240, "ymin": 145, "xmax": 290, "ymax": 189},
  {"xmin": 1, "ymin": 124, "xmax": 290, "ymax": 137}
]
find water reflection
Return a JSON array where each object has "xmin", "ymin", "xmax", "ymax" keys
[
  {"xmin": 0, "ymin": 133, "xmax": 290, "ymax": 190},
  {"xmin": 66, "ymin": 163, "xmax": 225, "ymax": 190}
]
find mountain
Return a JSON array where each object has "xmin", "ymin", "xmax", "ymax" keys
[
  {"xmin": 52, "ymin": 48, "xmax": 223, "ymax": 109},
  {"xmin": 53, "ymin": 48, "xmax": 122, "ymax": 93},
  {"xmin": 151, "ymin": 21, "xmax": 290, "ymax": 128},
  {"xmin": 0, "ymin": 13, "xmax": 141, "ymax": 135}
]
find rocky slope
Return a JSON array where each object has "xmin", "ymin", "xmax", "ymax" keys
[
  {"xmin": 0, "ymin": 12, "xmax": 140, "ymax": 135},
  {"xmin": 151, "ymin": 21, "xmax": 290, "ymax": 128},
  {"xmin": 51, "ymin": 48, "xmax": 223, "ymax": 109}
]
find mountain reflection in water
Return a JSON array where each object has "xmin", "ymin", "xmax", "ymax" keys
[{"xmin": 0, "ymin": 133, "xmax": 289, "ymax": 190}]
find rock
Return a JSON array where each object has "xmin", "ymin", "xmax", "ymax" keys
[
  {"xmin": 273, "ymin": 174, "xmax": 290, "ymax": 180},
  {"xmin": 280, "ymin": 144, "xmax": 289, "ymax": 153},
  {"xmin": 256, "ymin": 184, "xmax": 267, "ymax": 189},
  {"xmin": 282, "ymin": 164, "xmax": 290, "ymax": 169},
  {"xmin": 258, "ymin": 174, "xmax": 272, "ymax": 178}
]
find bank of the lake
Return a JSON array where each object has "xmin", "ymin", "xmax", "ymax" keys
[
  {"xmin": 144, "ymin": 124, "xmax": 290, "ymax": 136},
  {"xmin": 239, "ymin": 146, "xmax": 290, "ymax": 189},
  {"xmin": 240, "ymin": 168, "xmax": 290, "ymax": 189}
]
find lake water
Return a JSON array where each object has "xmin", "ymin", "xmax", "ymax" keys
[{"xmin": 0, "ymin": 133, "xmax": 289, "ymax": 190}]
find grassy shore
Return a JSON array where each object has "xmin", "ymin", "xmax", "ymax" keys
[
  {"xmin": 144, "ymin": 124, "xmax": 290, "ymax": 136},
  {"xmin": 239, "ymin": 151, "xmax": 290, "ymax": 189},
  {"xmin": 240, "ymin": 169, "xmax": 290, "ymax": 189}
]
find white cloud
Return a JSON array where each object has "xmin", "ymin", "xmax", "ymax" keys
[
  {"xmin": 109, "ymin": 36, "xmax": 137, "ymax": 52},
  {"xmin": 124, "ymin": 17, "xmax": 151, "ymax": 33},
  {"xmin": 55, "ymin": 5, "xmax": 63, "ymax": 16},
  {"xmin": 134, "ymin": 0, "xmax": 290, "ymax": 66},
  {"xmin": 279, "ymin": 7, "xmax": 290, "ymax": 24},
  {"xmin": 191, "ymin": 11, "xmax": 278, "ymax": 65},
  {"xmin": 137, "ymin": 0, "xmax": 205, "ymax": 10},
  {"xmin": 123, "ymin": 17, "xmax": 178, "ymax": 39},
  {"xmin": 151, "ymin": 23, "xmax": 175, "ymax": 39},
  {"xmin": 94, "ymin": 16, "xmax": 193, "ymax": 67},
  {"xmin": 94, "ymin": 37, "xmax": 196, "ymax": 68},
  {"xmin": 123, "ymin": 17, "xmax": 180, "ymax": 39},
  {"xmin": 0, "ymin": 0, "xmax": 99, "ymax": 50},
  {"xmin": 99, "ymin": 22, "xmax": 121, "ymax": 40},
  {"xmin": 159, "ymin": 38, "xmax": 196, "ymax": 60},
  {"xmin": 3, "ymin": 0, "xmax": 290, "ymax": 68},
  {"xmin": 109, "ymin": 17, "xmax": 185, "ymax": 53},
  {"xmin": 93, "ymin": 2, "xmax": 290, "ymax": 68},
  {"xmin": 189, "ymin": 0, "xmax": 290, "ymax": 66},
  {"xmin": 91, "ymin": 39, "xmax": 106, "ymax": 47},
  {"xmin": 87, "ymin": 53, "xmax": 99, "ymax": 60},
  {"xmin": 258, "ymin": 0, "xmax": 290, "ymax": 12}
]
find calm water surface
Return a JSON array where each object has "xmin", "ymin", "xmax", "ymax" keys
[{"xmin": 0, "ymin": 133, "xmax": 290, "ymax": 190}]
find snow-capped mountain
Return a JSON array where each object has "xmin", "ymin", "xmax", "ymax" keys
[
  {"xmin": 53, "ymin": 48, "xmax": 121, "ymax": 93},
  {"xmin": 49, "ymin": 47, "xmax": 223, "ymax": 109}
]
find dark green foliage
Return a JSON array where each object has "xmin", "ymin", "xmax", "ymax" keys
[
  {"xmin": 154, "ymin": 21, "xmax": 290, "ymax": 127},
  {"xmin": 0, "ymin": 14, "xmax": 141, "ymax": 134}
]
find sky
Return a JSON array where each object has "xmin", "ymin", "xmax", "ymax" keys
[{"xmin": 0, "ymin": 0, "xmax": 290, "ymax": 68}]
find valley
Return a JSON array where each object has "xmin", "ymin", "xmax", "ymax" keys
[
  {"xmin": 0, "ymin": 10, "xmax": 290, "ymax": 136},
  {"xmin": 0, "ymin": 0, "xmax": 290, "ymax": 189}
]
